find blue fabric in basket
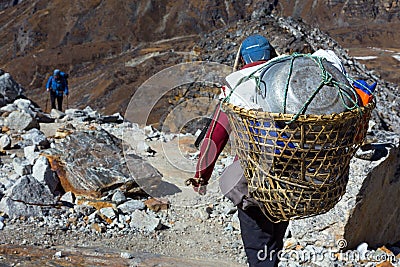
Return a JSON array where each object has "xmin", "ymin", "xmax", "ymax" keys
[{"xmin": 248, "ymin": 121, "xmax": 296, "ymax": 154}]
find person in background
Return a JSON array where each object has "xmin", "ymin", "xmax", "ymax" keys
[
  {"xmin": 46, "ymin": 69, "xmax": 69, "ymax": 111},
  {"xmin": 187, "ymin": 35, "xmax": 288, "ymax": 267}
]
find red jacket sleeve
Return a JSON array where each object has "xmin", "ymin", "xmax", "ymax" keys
[{"xmin": 195, "ymin": 104, "xmax": 231, "ymax": 182}]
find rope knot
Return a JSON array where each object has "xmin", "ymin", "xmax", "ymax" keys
[{"xmin": 321, "ymin": 69, "xmax": 333, "ymax": 85}]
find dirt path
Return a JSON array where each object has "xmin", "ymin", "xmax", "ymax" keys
[{"xmin": 0, "ymin": 244, "xmax": 243, "ymax": 267}]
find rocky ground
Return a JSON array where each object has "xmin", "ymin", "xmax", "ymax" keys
[{"xmin": 0, "ymin": 97, "xmax": 247, "ymax": 266}]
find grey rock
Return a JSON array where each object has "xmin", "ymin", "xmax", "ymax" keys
[
  {"xmin": 5, "ymin": 110, "xmax": 39, "ymax": 131},
  {"xmin": 219, "ymin": 201, "xmax": 237, "ymax": 215},
  {"xmin": 289, "ymin": 131, "xmax": 400, "ymax": 249},
  {"xmin": 43, "ymin": 130, "xmax": 143, "ymax": 197},
  {"xmin": 88, "ymin": 211, "xmax": 99, "ymax": 222},
  {"xmin": 0, "ymin": 134, "xmax": 11, "ymax": 150},
  {"xmin": 101, "ymin": 113, "xmax": 123, "ymax": 123},
  {"xmin": 0, "ymin": 175, "xmax": 19, "ymax": 192},
  {"xmin": 12, "ymin": 157, "xmax": 32, "ymax": 176},
  {"xmin": 0, "ymin": 103, "xmax": 17, "ymax": 113},
  {"xmin": 117, "ymin": 200, "xmax": 145, "ymax": 214},
  {"xmin": 356, "ymin": 242, "xmax": 369, "ymax": 254},
  {"xmin": 172, "ymin": 221, "xmax": 189, "ymax": 232},
  {"xmin": 355, "ymin": 147, "xmax": 375, "ymax": 160},
  {"xmin": 356, "ymin": 242, "xmax": 369, "ymax": 260},
  {"xmin": 35, "ymin": 111, "xmax": 55, "ymax": 123},
  {"xmin": 60, "ymin": 191, "xmax": 75, "ymax": 204},
  {"xmin": 231, "ymin": 212, "xmax": 240, "ymax": 231},
  {"xmin": 124, "ymin": 153, "xmax": 169, "ymax": 198},
  {"xmin": 74, "ymin": 205, "xmax": 96, "ymax": 216},
  {"xmin": 14, "ymin": 99, "xmax": 32, "ymax": 112},
  {"xmin": 192, "ymin": 208, "xmax": 210, "ymax": 221},
  {"xmin": 23, "ymin": 145, "xmax": 39, "ymax": 164},
  {"xmin": 120, "ymin": 252, "xmax": 134, "ymax": 259},
  {"xmin": 50, "ymin": 109, "xmax": 65, "ymax": 119},
  {"xmin": 32, "ymin": 156, "xmax": 59, "ymax": 194},
  {"xmin": 0, "ymin": 216, "xmax": 4, "ymax": 230},
  {"xmin": 21, "ymin": 128, "xmax": 49, "ymax": 147},
  {"xmin": 99, "ymin": 207, "xmax": 116, "ymax": 219},
  {"xmin": 0, "ymin": 71, "xmax": 24, "ymax": 107},
  {"xmin": 83, "ymin": 106, "xmax": 100, "ymax": 119},
  {"xmin": 135, "ymin": 140, "xmax": 150, "ymax": 154},
  {"xmin": 7, "ymin": 173, "xmax": 19, "ymax": 181},
  {"xmin": 0, "ymin": 175, "xmax": 56, "ymax": 218},
  {"xmin": 129, "ymin": 210, "xmax": 161, "ymax": 232},
  {"xmin": 65, "ymin": 109, "xmax": 87, "ymax": 118},
  {"xmin": 111, "ymin": 190, "xmax": 126, "ymax": 204},
  {"xmin": 224, "ymin": 223, "xmax": 234, "ymax": 232}
]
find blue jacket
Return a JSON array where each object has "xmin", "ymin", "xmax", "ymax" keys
[{"xmin": 46, "ymin": 73, "xmax": 69, "ymax": 96}]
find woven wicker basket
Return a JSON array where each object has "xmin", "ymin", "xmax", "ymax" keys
[{"xmin": 222, "ymin": 101, "xmax": 375, "ymax": 221}]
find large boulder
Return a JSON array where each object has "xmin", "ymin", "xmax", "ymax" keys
[
  {"xmin": 43, "ymin": 129, "xmax": 152, "ymax": 197},
  {"xmin": 289, "ymin": 130, "xmax": 400, "ymax": 249},
  {"xmin": 0, "ymin": 175, "xmax": 57, "ymax": 218},
  {"xmin": 0, "ymin": 70, "xmax": 24, "ymax": 107},
  {"xmin": 5, "ymin": 110, "xmax": 39, "ymax": 131}
]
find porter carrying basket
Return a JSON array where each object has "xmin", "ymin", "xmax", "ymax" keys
[{"xmin": 221, "ymin": 53, "xmax": 375, "ymax": 221}]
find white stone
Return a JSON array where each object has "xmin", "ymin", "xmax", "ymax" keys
[
  {"xmin": 111, "ymin": 190, "xmax": 126, "ymax": 204},
  {"xmin": 0, "ymin": 104, "xmax": 17, "ymax": 113},
  {"xmin": 14, "ymin": 99, "xmax": 32, "ymax": 112},
  {"xmin": 117, "ymin": 200, "xmax": 145, "ymax": 214},
  {"xmin": 50, "ymin": 109, "xmax": 66, "ymax": 119},
  {"xmin": 60, "ymin": 191, "xmax": 75, "ymax": 204},
  {"xmin": 12, "ymin": 157, "xmax": 32, "ymax": 176},
  {"xmin": 24, "ymin": 145, "xmax": 39, "ymax": 164},
  {"xmin": 32, "ymin": 156, "xmax": 59, "ymax": 193},
  {"xmin": 129, "ymin": 210, "xmax": 161, "ymax": 232},
  {"xmin": 5, "ymin": 110, "xmax": 39, "ymax": 131},
  {"xmin": 21, "ymin": 128, "xmax": 49, "ymax": 147},
  {"xmin": 120, "ymin": 252, "xmax": 134, "ymax": 259},
  {"xmin": 99, "ymin": 207, "xmax": 116, "ymax": 219},
  {"xmin": 0, "ymin": 135, "xmax": 11, "ymax": 150}
]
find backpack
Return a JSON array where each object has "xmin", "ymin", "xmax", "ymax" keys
[
  {"xmin": 50, "ymin": 72, "xmax": 68, "ymax": 95},
  {"xmin": 59, "ymin": 72, "xmax": 69, "ymax": 85}
]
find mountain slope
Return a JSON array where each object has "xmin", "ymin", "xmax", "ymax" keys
[{"xmin": 0, "ymin": 0, "xmax": 398, "ymax": 115}]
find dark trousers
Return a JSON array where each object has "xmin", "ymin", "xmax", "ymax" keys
[
  {"xmin": 238, "ymin": 206, "xmax": 289, "ymax": 267},
  {"xmin": 50, "ymin": 91, "xmax": 63, "ymax": 111}
]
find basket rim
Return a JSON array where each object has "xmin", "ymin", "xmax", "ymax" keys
[{"xmin": 222, "ymin": 101, "xmax": 375, "ymax": 122}]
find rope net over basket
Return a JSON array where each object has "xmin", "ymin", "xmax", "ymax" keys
[{"xmin": 223, "ymin": 102, "xmax": 374, "ymax": 221}]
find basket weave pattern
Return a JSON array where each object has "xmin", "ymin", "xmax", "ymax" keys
[{"xmin": 222, "ymin": 102, "xmax": 374, "ymax": 221}]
